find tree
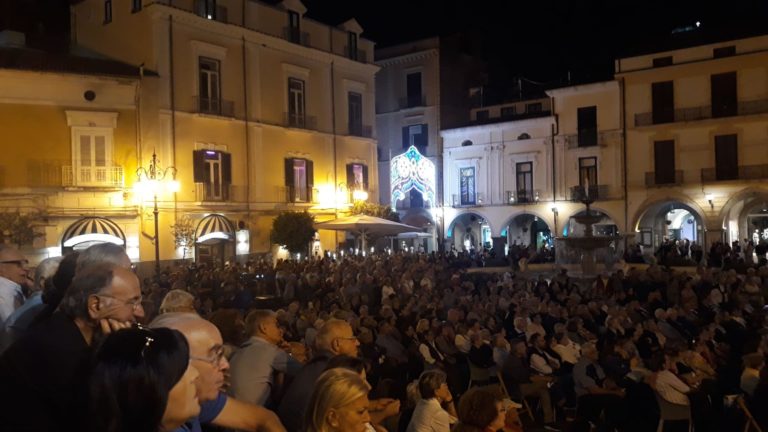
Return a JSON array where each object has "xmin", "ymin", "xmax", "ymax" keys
[
  {"xmin": 270, "ymin": 211, "xmax": 316, "ymax": 256},
  {"xmin": 0, "ymin": 211, "xmax": 43, "ymax": 248},
  {"xmin": 170, "ymin": 216, "xmax": 196, "ymax": 260},
  {"xmin": 350, "ymin": 201, "xmax": 400, "ymax": 222}
]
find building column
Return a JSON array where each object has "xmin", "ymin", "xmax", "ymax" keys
[{"xmin": 492, "ymin": 236, "xmax": 506, "ymax": 258}]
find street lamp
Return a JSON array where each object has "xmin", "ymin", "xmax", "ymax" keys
[{"xmin": 135, "ymin": 151, "xmax": 178, "ymax": 276}]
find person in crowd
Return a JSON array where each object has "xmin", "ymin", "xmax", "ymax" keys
[
  {"xmin": 229, "ymin": 309, "xmax": 303, "ymax": 406},
  {"xmin": 208, "ymin": 308, "xmax": 246, "ymax": 359},
  {"xmin": 501, "ymin": 340, "xmax": 558, "ymax": 431},
  {"xmin": 528, "ymin": 333, "xmax": 560, "ymax": 376},
  {"xmin": 407, "ymin": 370, "xmax": 457, "ymax": 432},
  {"xmin": 278, "ymin": 319, "xmax": 360, "ymax": 432},
  {"xmin": 304, "ymin": 368, "xmax": 372, "ymax": 432},
  {"xmin": 0, "ymin": 244, "xmax": 33, "ymax": 322},
  {"xmin": 159, "ymin": 289, "xmax": 197, "ymax": 315},
  {"xmin": 572, "ymin": 342, "xmax": 625, "ymax": 430},
  {"xmin": 453, "ymin": 386, "xmax": 507, "ymax": 432},
  {"xmin": 0, "ymin": 255, "xmax": 61, "ymax": 352},
  {"xmin": 149, "ymin": 312, "xmax": 285, "ymax": 432},
  {"xmin": 741, "ymin": 352, "xmax": 764, "ymax": 397},
  {"xmin": 552, "ymin": 332, "xmax": 580, "ymax": 368},
  {"xmin": 89, "ymin": 327, "xmax": 200, "ymax": 432},
  {"xmin": 0, "ymin": 259, "xmax": 141, "ymax": 431}
]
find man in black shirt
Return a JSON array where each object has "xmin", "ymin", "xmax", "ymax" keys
[{"xmin": 501, "ymin": 340, "xmax": 559, "ymax": 431}]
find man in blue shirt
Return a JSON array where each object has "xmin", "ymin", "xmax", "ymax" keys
[{"xmin": 150, "ymin": 312, "xmax": 285, "ymax": 432}]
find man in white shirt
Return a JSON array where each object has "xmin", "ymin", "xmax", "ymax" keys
[
  {"xmin": 0, "ymin": 245, "xmax": 32, "ymax": 324},
  {"xmin": 553, "ymin": 332, "xmax": 581, "ymax": 366}
]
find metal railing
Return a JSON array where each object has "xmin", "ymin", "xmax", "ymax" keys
[
  {"xmin": 451, "ymin": 193, "xmax": 483, "ymax": 207},
  {"xmin": 283, "ymin": 27, "xmax": 310, "ymax": 46},
  {"xmin": 701, "ymin": 164, "xmax": 768, "ymax": 182},
  {"xmin": 283, "ymin": 112, "xmax": 317, "ymax": 130},
  {"xmin": 564, "ymin": 130, "xmax": 621, "ymax": 149},
  {"xmin": 194, "ymin": 183, "xmax": 249, "ymax": 202},
  {"xmin": 569, "ymin": 185, "xmax": 610, "ymax": 201},
  {"xmin": 634, "ymin": 99, "xmax": 768, "ymax": 126},
  {"xmin": 344, "ymin": 46, "xmax": 367, "ymax": 63},
  {"xmin": 398, "ymin": 95, "xmax": 427, "ymax": 109},
  {"xmin": 62, "ymin": 163, "xmax": 123, "ymax": 188},
  {"xmin": 645, "ymin": 170, "xmax": 684, "ymax": 187},
  {"xmin": 284, "ymin": 186, "xmax": 315, "ymax": 203},
  {"xmin": 506, "ymin": 189, "xmax": 540, "ymax": 204},
  {"xmin": 349, "ymin": 124, "xmax": 373, "ymax": 138},
  {"xmin": 194, "ymin": 97, "xmax": 235, "ymax": 117}
]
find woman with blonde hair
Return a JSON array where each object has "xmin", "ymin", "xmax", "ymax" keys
[{"xmin": 305, "ymin": 368, "xmax": 372, "ymax": 432}]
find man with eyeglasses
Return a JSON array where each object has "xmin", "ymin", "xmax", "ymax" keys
[
  {"xmin": 0, "ymin": 244, "xmax": 33, "ymax": 324},
  {"xmin": 150, "ymin": 312, "xmax": 286, "ymax": 432}
]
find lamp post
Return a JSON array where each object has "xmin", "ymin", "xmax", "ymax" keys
[{"xmin": 136, "ymin": 151, "xmax": 178, "ymax": 276}]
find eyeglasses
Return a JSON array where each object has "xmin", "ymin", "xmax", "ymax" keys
[
  {"xmin": 190, "ymin": 345, "xmax": 226, "ymax": 367},
  {"xmin": 96, "ymin": 294, "xmax": 144, "ymax": 311}
]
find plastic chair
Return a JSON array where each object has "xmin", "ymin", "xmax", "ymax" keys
[
  {"xmin": 468, "ymin": 361, "xmax": 491, "ymax": 389},
  {"xmin": 497, "ymin": 371, "xmax": 535, "ymax": 421},
  {"xmin": 654, "ymin": 393, "xmax": 692, "ymax": 432},
  {"xmin": 737, "ymin": 395, "xmax": 763, "ymax": 432}
]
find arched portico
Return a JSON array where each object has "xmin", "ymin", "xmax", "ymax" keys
[{"xmin": 446, "ymin": 211, "xmax": 492, "ymax": 252}]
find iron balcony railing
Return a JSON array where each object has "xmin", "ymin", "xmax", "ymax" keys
[
  {"xmin": 344, "ymin": 46, "xmax": 368, "ymax": 63},
  {"xmin": 645, "ymin": 170, "xmax": 684, "ymax": 187},
  {"xmin": 194, "ymin": 97, "xmax": 235, "ymax": 117},
  {"xmin": 194, "ymin": 183, "xmax": 249, "ymax": 202},
  {"xmin": 506, "ymin": 189, "xmax": 540, "ymax": 204},
  {"xmin": 284, "ymin": 112, "xmax": 318, "ymax": 130},
  {"xmin": 398, "ymin": 94, "xmax": 427, "ymax": 109},
  {"xmin": 283, "ymin": 27, "xmax": 310, "ymax": 46},
  {"xmin": 701, "ymin": 164, "xmax": 768, "ymax": 182},
  {"xmin": 564, "ymin": 130, "xmax": 622, "ymax": 149},
  {"xmin": 451, "ymin": 193, "xmax": 484, "ymax": 207},
  {"xmin": 62, "ymin": 163, "xmax": 123, "ymax": 188},
  {"xmin": 284, "ymin": 186, "xmax": 316, "ymax": 203},
  {"xmin": 569, "ymin": 185, "xmax": 610, "ymax": 201},
  {"xmin": 634, "ymin": 99, "xmax": 768, "ymax": 126}
]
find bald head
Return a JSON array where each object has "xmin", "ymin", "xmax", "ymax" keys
[
  {"xmin": 316, "ymin": 318, "xmax": 359, "ymax": 356},
  {"xmin": 77, "ymin": 243, "xmax": 131, "ymax": 272}
]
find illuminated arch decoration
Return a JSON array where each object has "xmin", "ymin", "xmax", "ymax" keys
[{"xmin": 391, "ymin": 145, "xmax": 436, "ymax": 208}]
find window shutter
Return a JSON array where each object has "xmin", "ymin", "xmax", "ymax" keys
[
  {"xmin": 417, "ymin": 124, "xmax": 428, "ymax": 148},
  {"xmin": 306, "ymin": 159, "xmax": 314, "ymax": 187},
  {"xmin": 362, "ymin": 165, "xmax": 369, "ymax": 190},
  {"xmin": 284, "ymin": 158, "xmax": 294, "ymax": 187},
  {"xmin": 402, "ymin": 126, "xmax": 410, "ymax": 149},
  {"xmin": 221, "ymin": 152, "xmax": 232, "ymax": 184},
  {"xmin": 193, "ymin": 150, "xmax": 206, "ymax": 182},
  {"xmin": 346, "ymin": 164, "xmax": 354, "ymax": 188}
]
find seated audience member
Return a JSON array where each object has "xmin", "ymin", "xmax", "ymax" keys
[
  {"xmin": 149, "ymin": 312, "xmax": 285, "ymax": 432},
  {"xmin": 528, "ymin": 333, "xmax": 560, "ymax": 376},
  {"xmin": 552, "ymin": 332, "xmax": 580, "ymax": 367},
  {"xmin": 501, "ymin": 340, "xmax": 558, "ymax": 430},
  {"xmin": 0, "ymin": 259, "xmax": 141, "ymax": 431},
  {"xmin": 398, "ymin": 381, "xmax": 422, "ymax": 432},
  {"xmin": 453, "ymin": 386, "xmax": 508, "ymax": 432},
  {"xmin": 407, "ymin": 370, "xmax": 458, "ymax": 432},
  {"xmin": 572, "ymin": 342, "xmax": 625, "ymax": 430},
  {"xmin": 229, "ymin": 309, "xmax": 302, "ymax": 406},
  {"xmin": 304, "ymin": 368, "xmax": 372, "ymax": 432},
  {"xmin": 89, "ymin": 327, "xmax": 200, "ymax": 432},
  {"xmin": 159, "ymin": 290, "xmax": 197, "ymax": 315},
  {"xmin": 741, "ymin": 353, "xmax": 764, "ymax": 397},
  {"xmin": 647, "ymin": 352, "xmax": 691, "ymax": 406}
]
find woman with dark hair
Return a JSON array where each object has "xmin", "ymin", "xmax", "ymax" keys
[
  {"xmin": 89, "ymin": 327, "xmax": 200, "ymax": 432},
  {"xmin": 454, "ymin": 386, "xmax": 509, "ymax": 432}
]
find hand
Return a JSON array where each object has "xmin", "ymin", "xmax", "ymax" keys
[
  {"xmin": 381, "ymin": 399, "xmax": 401, "ymax": 418},
  {"xmin": 369, "ymin": 398, "xmax": 396, "ymax": 411},
  {"xmin": 257, "ymin": 411, "xmax": 287, "ymax": 432},
  {"xmin": 98, "ymin": 318, "xmax": 133, "ymax": 336}
]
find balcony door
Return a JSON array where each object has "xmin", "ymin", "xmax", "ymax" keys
[
  {"xmin": 75, "ymin": 130, "xmax": 111, "ymax": 185},
  {"xmin": 516, "ymin": 162, "xmax": 533, "ymax": 202},
  {"xmin": 711, "ymin": 72, "xmax": 737, "ymax": 118},
  {"xmin": 288, "ymin": 78, "xmax": 306, "ymax": 127},
  {"xmin": 715, "ymin": 134, "xmax": 738, "ymax": 180},
  {"xmin": 654, "ymin": 140, "xmax": 676, "ymax": 184},
  {"xmin": 199, "ymin": 57, "xmax": 221, "ymax": 114},
  {"xmin": 652, "ymin": 81, "xmax": 674, "ymax": 124}
]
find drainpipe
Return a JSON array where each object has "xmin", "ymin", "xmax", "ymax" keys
[
  {"xmin": 330, "ymin": 28, "xmax": 339, "ymax": 248},
  {"xmin": 620, "ymin": 77, "xmax": 629, "ymax": 251},
  {"xmin": 551, "ymin": 101, "xmax": 557, "ymax": 203},
  {"xmin": 169, "ymin": 16, "xmax": 177, "ymax": 167},
  {"xmin": 242, "ymin": 36, "xmax": 251, "ymax": 219}
]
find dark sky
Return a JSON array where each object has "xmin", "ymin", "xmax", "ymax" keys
[{"xmin": 300, "ymin": 0, "xmax": 768, "ymax": 87}]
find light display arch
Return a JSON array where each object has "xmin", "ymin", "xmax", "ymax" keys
[{"xmin": 390, "ymin": 146, "xmax": 436, "ymax": 208}]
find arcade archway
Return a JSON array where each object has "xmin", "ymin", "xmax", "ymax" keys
[
  {"xmin": 446, "ymin": 212, "xmax": 491, "ymax": 252},
  {"xmin": 635, "ymin": 201, "xmax": 704, "ymax": 249}
]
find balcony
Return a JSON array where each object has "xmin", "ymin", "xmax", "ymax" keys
[
  {"xmin": 62, "ymin": 163, "xmax": 123, "ymax": 188},
  {"xmin": 194, "ymin": 183, "xmax": 247, "ymax": 202},
  {"xmin": 645, "ymin": 170, "xmax": 684, "ymax": 187},
  {"xmin": 194, "ymin": 97, "xmax": 235, "ymax": 117},
  {"xmin": 349, "ymin": 124, "xmax": 373, "ymax": 138},
  {"xmin": 569, "ymin": 185, "xmax": 610, "ymax": 201},
  {"xmin": 398, "ymin": 95, "xmax": 427, "ymax": 109},
  {"xmin": 284, "ymin": 186, "xmax": 315, "ymax": 203},
  {"xmin": 284, "ymin": 112, "xmax": 318, "ymax": 130},
  {"xmin": 634, "ymin": 99, "xmax": 768, "ymax": 126},
  {"xmin": 283, "ymin": 26, "xmax": 310, "ymax": 46},
  {"xmin": 506, "ymin": 189, "xmax": 540, "ymax": 204},
  {"xmin": 564, "ymin": 130, "xmax": 621, "ymax": 149},
  {"xmin": 344, "ymin": 46, "xmax": 368, "ymax": 63},
  {"xmin": 451, "ymin": 193, "xmax": 483, "ymax": 207},
  {"xmin": 701, "ymin": 164, "xmax": 768, "ymax": 182}
]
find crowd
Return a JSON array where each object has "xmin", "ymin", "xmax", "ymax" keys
[{"xmin": 0, "ymin": 241, "xmax": 767, "ymax": 432}]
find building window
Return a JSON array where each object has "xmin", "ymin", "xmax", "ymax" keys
[
  {"xmin": 475, "ymin": 110, "xmax": 489, "ymax": 121},
  {"xmin": 198, "ymin": 57, "xmax": 221, "ymax": 115},
  {"xmin": 402, "ymin": 124, "xmax": 428, "ymax": 151},
  {"xmin": 714, "ymin": 134, "xmax": 738, "ymax": 180},
  {"xmin": 577, "ymin": 106, "xmax": 597, "ymax": 147},
  {"xmin": 460, "ymin": 167, "xmax": 476, "ymax": 205},
  {"xmin": 73, "ymin": 130, "xmax": 113, "ymax": 186},
  {"xmin": 501, "ymin": 106, "xmax": 516, "ymax": 119},
  {"xmin": 195, "ymin": 0, "xmax": 217, "ymax": 20},
  {"xmin": 405, "ymin": 72, "xmax": 422, "ymax": 107},
  {"xmin": 713, "ymin": 46, "xmax": 736, "ymax": 58},
  {"xmin": 104, "ymin": 0, "xmax": 112, "ymax": 23},
  {"xmin": 284, "ymin": 158, "xmax": 314, "ymax": 202},
  {"xmin": 652, "ymin": 56, "xmax": 673, "ymax": 67},
  {"xmin": 652, "ymin": 81, "xmax": 674, "ymax": 124},
  {"xmin": 132, "ymin": 0, "xmax": 141, "ymax": 12},
  {"xmin": 346, "ymin": 163, "xmax": 368, "ymax": 190},
  {"xmin": 654, "ymin": 140, "xmax": 676, "ymax": 184},
  {"xmin": 711, "ymin": 72, "xmax": 737, "ymax": 118},
  {"xmin": 347, "ymin": 31, "xmax": 358, "ymax": 60},
  {"xmin": 287, "ymin": 10, "xmax": 300, "ymax": 43},
  {"xmin": 288, "ymin": 78, "xmax": 306, "ymax": 127},
  {"xmin": 579, "ymin": 157, "xmax": 598, "ymax": 189},
  {"xmin": 516, "ymin": 162, "xmax": 533, "ymax": 202},
  {"xmin": 193, "ymin": 150, "xmax": 232, "ymax": 201},
  {"xmin": 348, "ymin": 92, "xmax": 363, "ymax": 136},
  {"xmin": 526, "ymin": 103, "xmax": 542, "ymax": 114}
]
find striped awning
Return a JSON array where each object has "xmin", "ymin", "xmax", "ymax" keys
[
  {"xmin": 195, "ymin": 214, "xmax": 236, "ymax": 243},
  {"xmin": 62, "ymin": 216, "xmax": 126, "ymax": 248}
]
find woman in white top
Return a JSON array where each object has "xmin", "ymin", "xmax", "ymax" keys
[
  {"xmin": 407, "ymin": 370, "xmax": 458, "ymax": 432},
  {"xmin": 649, "ymin": 353, "xmax": 691, "ymax": 406}
]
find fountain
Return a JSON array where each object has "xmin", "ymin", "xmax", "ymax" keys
[{"xmin": 555, "ymin": 181, "xmax": 624, "ymax": 275}]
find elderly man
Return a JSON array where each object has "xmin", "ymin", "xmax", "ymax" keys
[
  {"xmin": 150, "ymin": 312, "xmax": 286, "ymax": 432},
  {"xmin": 0, "ymin": 245, "xmax": 33, "ymax": 323},
  {"xmin": 278, "ymin": 318, "xmax": 360, "ymax": 432},
  {"xmin": 0, "ymin": 261, "xmax": 143, "ymax": 431},
  {"xmin": 230, "ymin": 309, "xmax": 303, "ymax": 406}
]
